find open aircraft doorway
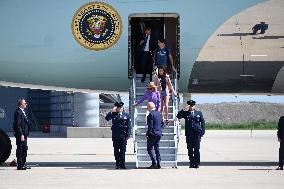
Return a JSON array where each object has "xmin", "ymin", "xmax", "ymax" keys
[{"xmin": 128, "ymin": 13, "xmax": 180, "ymax": 79}]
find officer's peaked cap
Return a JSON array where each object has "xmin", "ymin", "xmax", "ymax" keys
[
  {"xmin": 114, "ymin": 101, "xmax": 124, "ymax": 107},
  {"xmin": 187, "ymin": 100, "xmax": 196, "ymax": 106}
]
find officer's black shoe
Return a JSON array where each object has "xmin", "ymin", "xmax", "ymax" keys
[
  {"xmin": 141, "ymin": 77, "xmax": 145, "ymax": 83},
  {"xmin": 23, "ymin": 165, "xmax": 31, "ymax": 169},
  {"xmin": 115, "ymin": 166, "xmax": 120, "ymax": 169},
  {"xmin": 189, "ymin": 165, "xmax": 194, "ymax": 168},
  {"xmin": 120, "ymin": 165, "xmax": 127, "ymax": 169},
  {"xmin": 276, "ymin": 166, "xmax": 283, "ymax": 170},
  {"xmin": 147, "ymin": 164, "xmax": 157, "ymax": 169},
  {"xmin": 17, "ymin": 166, "xmax": 26, "ymax": 170},
  {"xmin": 156, "ymin": 165, "xmax": 161, "ymax": 169},
  {"xmin": 195, "ymin": 164, "xmax": 199, "ymax": 169}
]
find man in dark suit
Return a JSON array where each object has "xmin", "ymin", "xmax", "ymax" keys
[
  {"xmin": 140, "ymin": 27, "xmax": 157, "ymax": 82},
  {"xmin": 146, "ymin": 102, "xmax": 163, "ymax": 169},
  {"xmin": 277, "ymin": 116, "xmax": 284, "ymax": 170},
  {"xmin": 13, "ymin": 98, "xmax": 30, "ymax": 170},
  {"xmin": 177, "ymin": 100, "xmax": 205, "ymax": 169},
  {"xmin": 105, "ymin": 101, "xmax": 131, "ymax": 169}
]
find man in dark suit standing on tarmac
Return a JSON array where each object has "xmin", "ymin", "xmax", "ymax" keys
[
  {"xmin": 13, "ymin": 98, "xmax": 30, "ymax": 170},
  {"xmin": 277, "ymin": 116, "xmax": 284, "ymax": 170},
  {"xmin": 146, "ymin": 102, "xmax": 163, "ymax": 169}
]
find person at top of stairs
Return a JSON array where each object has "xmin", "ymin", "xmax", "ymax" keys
[
  {"xmin": 153, "ymin": 66, "xmax": 177, "ymax": 125},
  {"xmin": 133, "ymin": 82, "xmax": 161, "ymax": 111}
]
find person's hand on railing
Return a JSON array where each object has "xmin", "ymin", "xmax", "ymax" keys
[
  {"xmin": 173, "ymin": 67, "xmax": 177, "ymax": 74},
  {"xmin": 173, "ymin": 91, "xmax": 178, "ymax": 97}
]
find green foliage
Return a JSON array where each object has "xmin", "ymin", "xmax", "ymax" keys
[{"xmin": 181, "ymin": 121, "xmax": 277, "ymax": 130}]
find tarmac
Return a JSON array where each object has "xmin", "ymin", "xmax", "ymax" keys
[{"xmin": 0, "ymin": 130, "xmax": 283, "ymax": 189}]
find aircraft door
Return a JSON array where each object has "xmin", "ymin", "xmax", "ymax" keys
[
  {"xmin": 128, "ymin": 14, "xmax": 180, "ymax": 79},
  {"xmin": 164, "ymin": 16, "xmax": 180, "ymax": 79}
]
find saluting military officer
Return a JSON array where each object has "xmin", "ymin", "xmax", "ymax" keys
[
  {"xmin": 105, "ymin": 102, "xmax": 131, "ymax": 169},
  {"xmin": 177, "ymin": 100, "xmax": 205, "ymax": 168}
]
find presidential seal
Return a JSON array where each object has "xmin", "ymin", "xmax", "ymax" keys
[{"xmin": 71, "ymin": 2, "xmax": 122, "ymax": 51}]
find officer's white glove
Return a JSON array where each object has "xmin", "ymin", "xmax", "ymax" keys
[{"xmin": 112, "ymin": 107, "xmax": 117, "ymax": 112}]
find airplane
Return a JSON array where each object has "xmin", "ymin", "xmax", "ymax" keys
[
  {"xmin": 1, "ymin": 0, "xmax": 284, "ymax": 164},
  {"xmin": 1, "ymin": 0, "xmax": 282, "ymax": 94}
]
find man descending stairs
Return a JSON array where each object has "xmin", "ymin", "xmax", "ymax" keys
[{"xmin": 130, "ymin": 74, "xmax": 180, "ymax": 168}]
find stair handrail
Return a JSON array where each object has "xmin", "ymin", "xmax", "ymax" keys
[
  {"xmin": 131, "ymin": 73, "xmax": 138, "ymax": 142},
  {"xmin": 172, "ymin": 75, "xmax": 181, "ymax": 141}
]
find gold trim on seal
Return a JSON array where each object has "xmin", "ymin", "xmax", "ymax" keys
[{"xmin": 71, "ymin": 2, "xmax": 122, "ymax": 51}]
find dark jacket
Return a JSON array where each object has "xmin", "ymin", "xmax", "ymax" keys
[
  {"xmin": 146, "ymin": 110, "xmax": 162, "ymax": 137},
  {"xmin": 13, "ymin": 108, "xmax": 29, "ymax": 137},
  {"xmin": 277, "ymin": 116, "xmax": 284, "ymax": 140},
  {"xmin": 140, "ymin": 34, "xmax": 157, "ymax": 57},
  {"xmin": 105, "ymin": 111, "xmax": 131, "ymax": 140},
  {"xmin": 177, "ymin": 109, "xmax": 205, "ymax": 137}
]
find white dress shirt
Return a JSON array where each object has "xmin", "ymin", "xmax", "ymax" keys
[{"xmin": 144, "ymin": 34, "xmax": 150, "ymax": 51}]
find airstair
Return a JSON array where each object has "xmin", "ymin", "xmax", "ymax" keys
[{"xmin": 130, "ymin": 73, "xmax": 181, "ymax": 168}]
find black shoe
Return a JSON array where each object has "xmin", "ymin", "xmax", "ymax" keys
[
  {"xmin": 115, "ymin": 166, "xmax": 120, "ymax": 169},
  {"xmin": 276, "ymin": 166, "xmax": 283, "ymax": 170},
  {"xmin": 156, "ymin": 165, "xmax": 161, "ymax": 169},
  {"xmin": 166, "ymin": 119, "xmax": 169, "ymax": 125},
  {"xmin": 23, "ymin": 165, "xmax": 31, "ymax": 169},
  {"xmin": 120, "ymin": 166, "xmax": 126, "ymax": 169},
  {"xmin": 141, "ymin": 77, "xmax": 145, "ymax": 82},
  {"xmin": 195, "ymin": 164, "xmax": 199, "ymax": 169},
  {"xmin": 147, "ymin": 164, "xmax": 157, "ymax": 169},
  {"xmin": 189, "ymin": 164, "xmax": 194, "ymax": 168},
  {"xmin": 17, "ymin": 166, "xmax": 26, "ymax": 170},
  {"xmin": 120, "ymin": 164, "xmax": 127, "ymax": 169}
]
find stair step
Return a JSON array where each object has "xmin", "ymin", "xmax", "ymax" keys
[
  {"xmin": 136, "ymin": 106, "xmax": 174, "ymax": 109},
  {"xmin": 137, "ymin": 155, "xmax": 176, "ymax": 161},
  {"xmin": 137, "ymin": 161, "xmax": 177, "ymax": 168},
  {"xmin": 136, "ymin": 117, "xmax": 174, "ymax": 121},
  {"xmin": 137, "ymin": 147, "xmax": 176, "ymax": 154},
  {"xmin": 136, "ymin": 126, "xmax": 175, "ymax": 128},
  {"xmin": 135, "ymin": 134, "xmax": 176, "ymax": 136},
  {"xmin": 137, "ymin": 146, "xmax": 176, "ymax": 149},
  {"xmin": 136, "ymin": 128, "xmax": 175, "ymax": 134},
  {"xmin": 136, "ymin": 142, "xmax": 176, "ymax": 148},
  {"xmin": 135, "ymin": 134, "xmax": 176, "ymax": 140},
  {"xmin": 137, "ymin": 112, "xmax": 174, "ymax": 115}
]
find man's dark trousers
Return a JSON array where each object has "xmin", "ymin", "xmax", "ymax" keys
[
  {"xmin": 16, "ymin": 136, "xmax": 28, "ymax": 168},
  {"xmin": 147, "ymin": 135, "xmax": 161, "ymax": 166},
  {"xmin": 113, "ymin": 134, "xmax": 127, "ymax": 167},
  {"xmin": 141, "ymin": 51, "xmax": 153, "ymax": 81},
  {"xmin": 186, "ymin": 134, "xmax": 201, "ymax": 166},
  {"xmin": 279, "ymin": 142, "xmax": 284, "ymax": 167}
]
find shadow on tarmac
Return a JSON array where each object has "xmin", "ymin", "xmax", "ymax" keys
[{"xmin": 12, "ymin": 161, "xmax": 277, "ymax": 170}]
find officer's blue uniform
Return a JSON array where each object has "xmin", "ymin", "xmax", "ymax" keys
[
  {"xmin": 277, "ymin": 116, "xmax": 284, "ymax": 169},
  {"xmin": 105, "ymin": 110, "xmax": 131, "ymax": 169},
  {"xmin": 177, "ymin": 107, "xmax": 205, "ymax": 168},
  {"xmin": 146, "ymin": 109, "xmax": 163, "ymax": 168}
]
